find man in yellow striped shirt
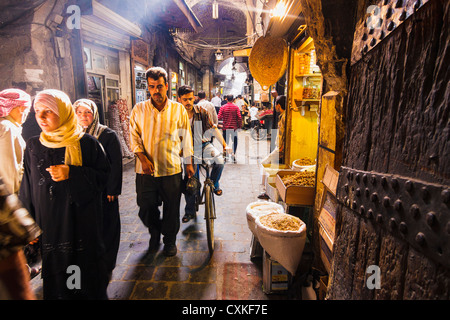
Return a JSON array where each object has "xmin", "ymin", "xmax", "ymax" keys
[{"xmin": 130, "ymin": 67, "xmax": 194, "ymax": 256}]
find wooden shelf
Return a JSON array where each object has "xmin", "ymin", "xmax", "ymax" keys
[
  {"xmin": 295, "ymin": 99, "xmax": 320, "ymax": 103},
  {"xmin": 295, "ymin": 74, "xmax": 322, "ymax": 78}
]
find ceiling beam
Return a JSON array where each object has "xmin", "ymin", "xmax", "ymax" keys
[{"xmin": 172, "ymin": 0, "xmax": 203, "ymax": 32}]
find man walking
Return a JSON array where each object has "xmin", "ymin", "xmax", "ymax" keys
[
  {"xmin": 197, "ymin": 91, "xmax": 218, "ymax": 126},
  {"xmin": 130, "ymin": 67, "xmax": 195, "ymax": 256},
  {"xmin": 211, "ymin": 92, "xmax": 222, "ymax": 114},
  {"xmin": 235, "ymin": 95, "xmax": 248, "ymax": 128},
  {"xmin": 218, "ymin": 95, "xmax": 241, "ymax": 163},
  {"xmin": 261, "ymin": 95, "xmax": 286, "ymax": 165},
  {"xmin": 271, "ymin": 89, "xmax": 278, "ymax": 130}
]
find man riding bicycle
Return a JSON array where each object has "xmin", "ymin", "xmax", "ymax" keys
[{"xmin": 177, "ymin": 85, "xmax": 232, "ymax": 223}]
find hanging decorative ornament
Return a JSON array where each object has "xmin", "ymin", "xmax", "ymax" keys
[
  {"xmin": 249, "ymin": 35, "xmax": 288, "ymax": 91},
  {"xmin": 215, "ymin": 49, "xmax": 223, "ymax": 61}
]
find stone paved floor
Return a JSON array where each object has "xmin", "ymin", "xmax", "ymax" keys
[{"xmin": 31, "ymin": 130, "xmax": 292, "ymax": 300}]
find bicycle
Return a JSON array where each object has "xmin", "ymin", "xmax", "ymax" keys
[
  {"xmin": 250, "ymin": 120, "xmax": 267, "ymax": 141},
  {"xmin": 194, "ymin": 162, "xmax": 217, "ymax": 255}
]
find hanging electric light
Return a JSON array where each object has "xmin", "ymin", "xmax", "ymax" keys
[
  {"xmin": 271, "ymin": 1, "xmax": 288, "ymax": 18},
  {"xmin": 215, "ymin": 49, "xmax": 223, "ymax": 61},
  {"xmin": 212, "ymin": 0, "xmax": 219, "ymax": 19}
]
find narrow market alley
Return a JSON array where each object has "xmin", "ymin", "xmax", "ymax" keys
[
  {"xmin": 31, "ymin": 131, "xmax": 297, "ymax": 300},
  {"xmin": 2, "ymin": 0, "xmax": 448, "ymax": 304}
]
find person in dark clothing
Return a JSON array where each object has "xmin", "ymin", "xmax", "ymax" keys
[
  {"xmin": 19, "ymin": 89, "xmax": 110, "ymax": 300},
  {"xmin": 0, "ymin": 177, "xmax": 41, "ymax": 300},
  {"xmin": 21, "ymin": 109, "xmax": 41, "ymax": 143},
  {"xmin": 74, "ymin": 99, "xmax": 122, "ymax": 280},
  {"xmin": 271, "ymin": 89, "xmax": 278, "ymax": 130}
]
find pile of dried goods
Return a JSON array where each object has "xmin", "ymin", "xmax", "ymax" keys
[
  {"xmin": 259, "ymin": 213, "xmax": 302, "ymax": 231},
  {"xmin": 293, "ymin": 157, "xmax": 315, "ymax": 166},
  {"xmin": 281, "ymin": 171, "xmax": 315, "ymax": 187}
]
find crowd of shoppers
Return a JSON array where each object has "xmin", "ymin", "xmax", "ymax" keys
[{"xmin": 0, "ymin": 65, "xmax": 280, "ymax": 300}]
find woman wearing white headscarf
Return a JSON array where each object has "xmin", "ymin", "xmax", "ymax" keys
[
  {"xmin": 74, "ymin": 98, "xmax": 122, "ymax": 280},
  {"xmin": 19, "ymin": 89, "xmax": 110, "ymax": 300}
]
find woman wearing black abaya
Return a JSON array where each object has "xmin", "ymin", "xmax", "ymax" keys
[
  {"xmin": 19, "ymin": 89, "xmax": 110, "ymax": 299},
  {"xmin": 74, "ymin": 99, "xmax": 122, "ymax": 279}
]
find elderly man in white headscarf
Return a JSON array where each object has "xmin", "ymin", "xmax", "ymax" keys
[{"xmin": 0, "ymin": 88, "xmax": 32, "ymax": 194}]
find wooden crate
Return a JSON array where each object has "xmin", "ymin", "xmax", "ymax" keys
[
  {"xmin": 319, "ymin": 226, "xmax": 333, "ymax": 273},
  {"xmin": 318, "ymin": 165, "xmax": 338, "ymax": 272},
  {"xmin": 275, "ymin": 171, "xmax": 315, "ymax": 206},
  {"xmin": 321, "ymin": 164, "xmax": 339, "ymax": 196},
  {"xmin": 266, "ymin": 182, "xmax": 280, "ymax": 202},
  {"xmin": 260, "ymin": 163, "xmax": 290, "ymax": 185}
]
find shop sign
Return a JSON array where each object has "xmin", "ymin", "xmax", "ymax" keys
[{"xmin": 132, "ymin": 39, "xmax": 149, "ymax": 65}]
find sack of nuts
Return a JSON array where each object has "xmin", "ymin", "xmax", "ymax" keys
[
  {"xmin": 259, "ymin": 212, "xmax": 302, "ymax": 231},
  {"xmin": 255, "ymin": 212, "xmax": 307, "ymax": 275},
  {"xmin": 281, "ymin": 171, "xmax": 315, "ymax": 187}
]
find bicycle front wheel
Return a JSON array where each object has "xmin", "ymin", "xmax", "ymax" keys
[{"xmin": 204, "ymin": 184, "xmax": 215, "ymax": 254}]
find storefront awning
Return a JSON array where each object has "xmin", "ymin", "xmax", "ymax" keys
[
  {"xmin": 233, "ymin": 48, "xmax": 252, "ymax": 57},
  {"xmin": 85, "ymin": 0, "xmax": 142, "ymax": 38},
  {"xmin": 80, "ymin": 0, "xmax": 142, "ymax": 50}
]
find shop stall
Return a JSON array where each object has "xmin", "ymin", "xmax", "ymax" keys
[
  {"xmin": 247, "ymin": 28, "xmax": 326, "ymax": 296},
  {"xmin": 247, "ymin": 15, "xmax": 337, "ymax": 296},
  {"xmin": 287, "ymin": 36, "xmax": 321, "ymax": 165}
]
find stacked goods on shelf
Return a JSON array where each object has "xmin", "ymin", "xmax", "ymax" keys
[
  {"xmin": 310, "ymin": 49, "xmax": 321, "ymax": 74},
  {"xmin": 297, "ymin": 53, "xmax": 311, "ymax": 74},
  {"xmin": 302, "ymin": 82, "xmax": 321, "ymax": 100},
  {"xmin": 108, "ymin": 99, "xmax": 134, "ymax": 158}
]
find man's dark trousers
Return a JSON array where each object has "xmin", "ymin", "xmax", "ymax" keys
[{"xmin": 136, "ymin": 172, "xmax": 182, "ymax": 245}]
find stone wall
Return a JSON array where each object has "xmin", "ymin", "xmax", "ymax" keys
[
  {"xmin": 298, "ymin": 0, "xmax": 359, "ymax": 272},
  {"xmin": 0, "ymin": 0, "xmax": 75, "ymax": 98}
]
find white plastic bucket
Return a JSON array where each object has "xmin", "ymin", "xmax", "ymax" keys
[
  {"xmin": 246, "ymin": 201, "xmax": 284, "ymax": 237},
  {"xmin": 292, "ymin": 159, "xmax": 316, "ymax": 172}
]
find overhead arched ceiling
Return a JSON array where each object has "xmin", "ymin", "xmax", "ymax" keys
[{"xmin": 176, "ymin": 0, "xmax": 249, "ymax": 69}]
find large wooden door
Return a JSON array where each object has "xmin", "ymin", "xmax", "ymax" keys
[{"xmin": 327, "ymin": 0, "xmax": 450, "ymax": 299}]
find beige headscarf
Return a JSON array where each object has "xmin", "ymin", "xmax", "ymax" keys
[
  {"xmin": 35, "ymin": 89, "xmax": 84, "ymax": 166},
  {"xmin": 73, "ymin": 98, "xmax": 107, "ymax": 139}
]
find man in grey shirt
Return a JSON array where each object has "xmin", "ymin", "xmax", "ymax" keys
[{"xmin": 197, "ymin": 91, "xmax": 218, "ymax": 125}]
